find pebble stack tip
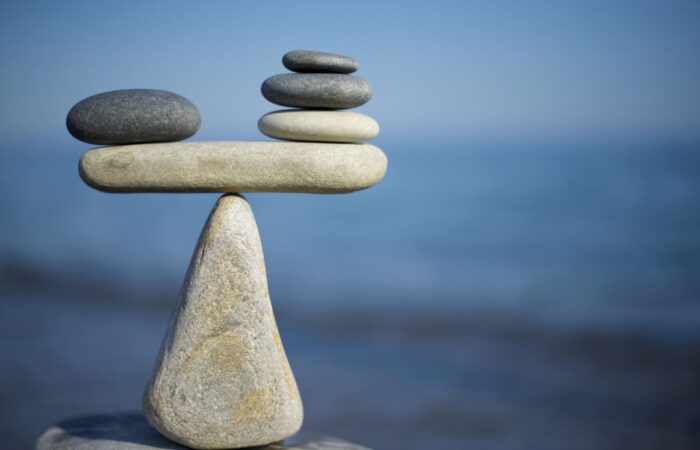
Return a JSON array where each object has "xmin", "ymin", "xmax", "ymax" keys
[{"xmin": 258, "ymin": 50, "xmax": 379, "ymax": 143}]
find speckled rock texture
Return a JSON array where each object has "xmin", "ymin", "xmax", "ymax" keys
[
  {"xmin": 143, "ymin": 195, "xmax": 303, "ymax": 449},
  {"xmin": 258, "ymin": 110, "xmax": 379, "ymax": 143},
  {"xmin": 282, "ymin": 50, "xmax": 358, "ymax": 74},
  {"xmin": 261, "ymin": 74, "xmax": 371, "ymax": 109},
  {"xmin": 36, "ymin": 412, "xmax": 191, "ymax": 449},
  {"xmin": 36, "ymin": 413, "xmax": 370, "ymax": 449},
  {"xmin": 79, "ymin": 141, "xmax": 387, "ymax": 194},
  {"xmin": 66, "ymin": 89, "xmax": 200, "ymax": 145}
]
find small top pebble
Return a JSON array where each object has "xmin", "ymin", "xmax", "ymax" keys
[{"xmin": 282, "ymin": 50, "xmax": 358, "ymax": 74}]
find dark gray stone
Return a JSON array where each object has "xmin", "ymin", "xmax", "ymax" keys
[
  {"xmin": 283, "ymin": 50, "xmax": 358, "ymax": 74},
  {"xmin": 261, "ymin": 74, "xmax": 372, "ymax": 109},
  {"xmin": 36, "ymin": 413, "xmax": 371, "ymax": 449},
  {"xmin": 66, "ymin": 89, "xmax": 200, "ymax": 145}
]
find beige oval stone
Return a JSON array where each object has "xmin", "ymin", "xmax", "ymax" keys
[
  {"xmin": 143, "ymin": 195, "xmax": 303, "ymax": 449},
  {"xmin": 79, "ymin": 141, "xmax": 387, "ymax": 194},
  {"xmin": 258, "ymin": 110, "xmax": 379, "ymax": 143}
]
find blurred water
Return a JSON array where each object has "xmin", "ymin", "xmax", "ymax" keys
[
  {"xmin": 3, "ymin": 137, "xmax": 700, "ymax": 331},
  {"xmin": 1, "ymin": 137, "xmax": 699, "ymax": 449}
]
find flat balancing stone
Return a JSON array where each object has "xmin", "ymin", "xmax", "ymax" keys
[
  {"xmin": 79, "ymin": 141, "xmax": 387, "ymax": 193},
  {"xmin": 144, "ymin": 195, "xmax": 302, "ymax": 448},
  {"xmin": 261, "ymin": 73, "xmax": 372, "ymax": 109},
  {"xmin": 282, "ymin": 50, "xmax": 359, "ymax": 74},
  {"xmin": 66, "ymin": 89, "xmax": 201, "ymax": 145},
  {"xmin": 36, "ymin": 412, "xmax": 371, "ymax": 449},
  {"xmin": 258, "ymin": 110, "xmax": 379, "ymax": 143}
]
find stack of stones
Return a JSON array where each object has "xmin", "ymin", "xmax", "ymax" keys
[
  {"xmin": 38, "ymin": 51, "xmax": 385, "ymax": 450},
  {"xmin": 259, "ymin": 50, "xmax": 378, "ymax": 144}
]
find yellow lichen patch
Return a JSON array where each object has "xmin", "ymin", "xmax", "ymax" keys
[
  {"xmin": 203, "ymin": 332, "xmax": 247, "ymax": 370},
  {"xmin": 233, "ymin": 389, "xmax": 276, "ymax": 424},
  {"xmin": 273, "ymin": 329, "xmax": 283, "ymax": 349},
  {"xmin": 273, "ymin": 330, "xmax": 298, "ymax": 396}
]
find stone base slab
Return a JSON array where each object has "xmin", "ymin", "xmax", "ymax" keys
[{"xmin": 36, "ymin": 412, "xmax": 371, "ymax": 449}]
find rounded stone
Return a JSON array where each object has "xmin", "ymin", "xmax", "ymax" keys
[
  {"xmin": 66, "ymin": 89, "xmax": 201, "ymax": 145},
  {"xmin": 258, "ymin": 110, "xmax": 379, "ymax": 143},
  {"xmin": 261, "ymin": 74, "xmax": 372, "ymax": 109},
  {"xmin": 283, "ymin": 50, "xmax": 358, "ymax": 74},
  {"xmin": 36, "ymin": 412, "xmax": 371, "ymax": 449}
]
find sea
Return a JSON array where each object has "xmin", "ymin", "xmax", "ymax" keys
[{"xmin": 1, "ymin": 136, "xmax": 699, "ymax": 449}]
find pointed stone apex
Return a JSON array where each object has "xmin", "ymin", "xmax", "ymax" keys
[{"xmin": 143, "ymin": 194, "xmax": 303, "ymax": 449}]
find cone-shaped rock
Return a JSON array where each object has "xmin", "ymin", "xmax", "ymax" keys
[{"xmin": 143, "ymin": 194, "xmax": 303, "ymax": 449}]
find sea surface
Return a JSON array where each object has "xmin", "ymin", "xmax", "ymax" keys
[{"xmin": 1, "ymin": 136, "xmax": 699, "ymax": 449}]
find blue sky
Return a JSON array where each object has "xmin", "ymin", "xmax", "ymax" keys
[{"xmin": 1, "ymin": 0, "xmax": 699, "ymax": 143}]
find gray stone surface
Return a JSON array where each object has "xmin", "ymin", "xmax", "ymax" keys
[
  {"xmin": 36, "ymin": 412, "xmax": 191, "ymax": 449},
  {"xmin": 258, "ymin": 110, "xmax": 379, "ymax": 143},
  {"xmin": 66, "ymin": 89, "xmax": 200, "ymax": 145},
  {"xmin": 261, "ymin": 74, "xmax": 371, "ymax": 109},
  {"xmin": 143, "ymin": 195, "xmax": 303, "ymax": 449},
  {"xmin": 79, "ymin": 141, "xmax": 388, "ymax": 194},
  {"xmin": 283, "ymin": 50, "xmax": 358, "ymax": 74},
  {"xmin": 36, "ymin": 413, "xmax": 370, "ymax": 449}
]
